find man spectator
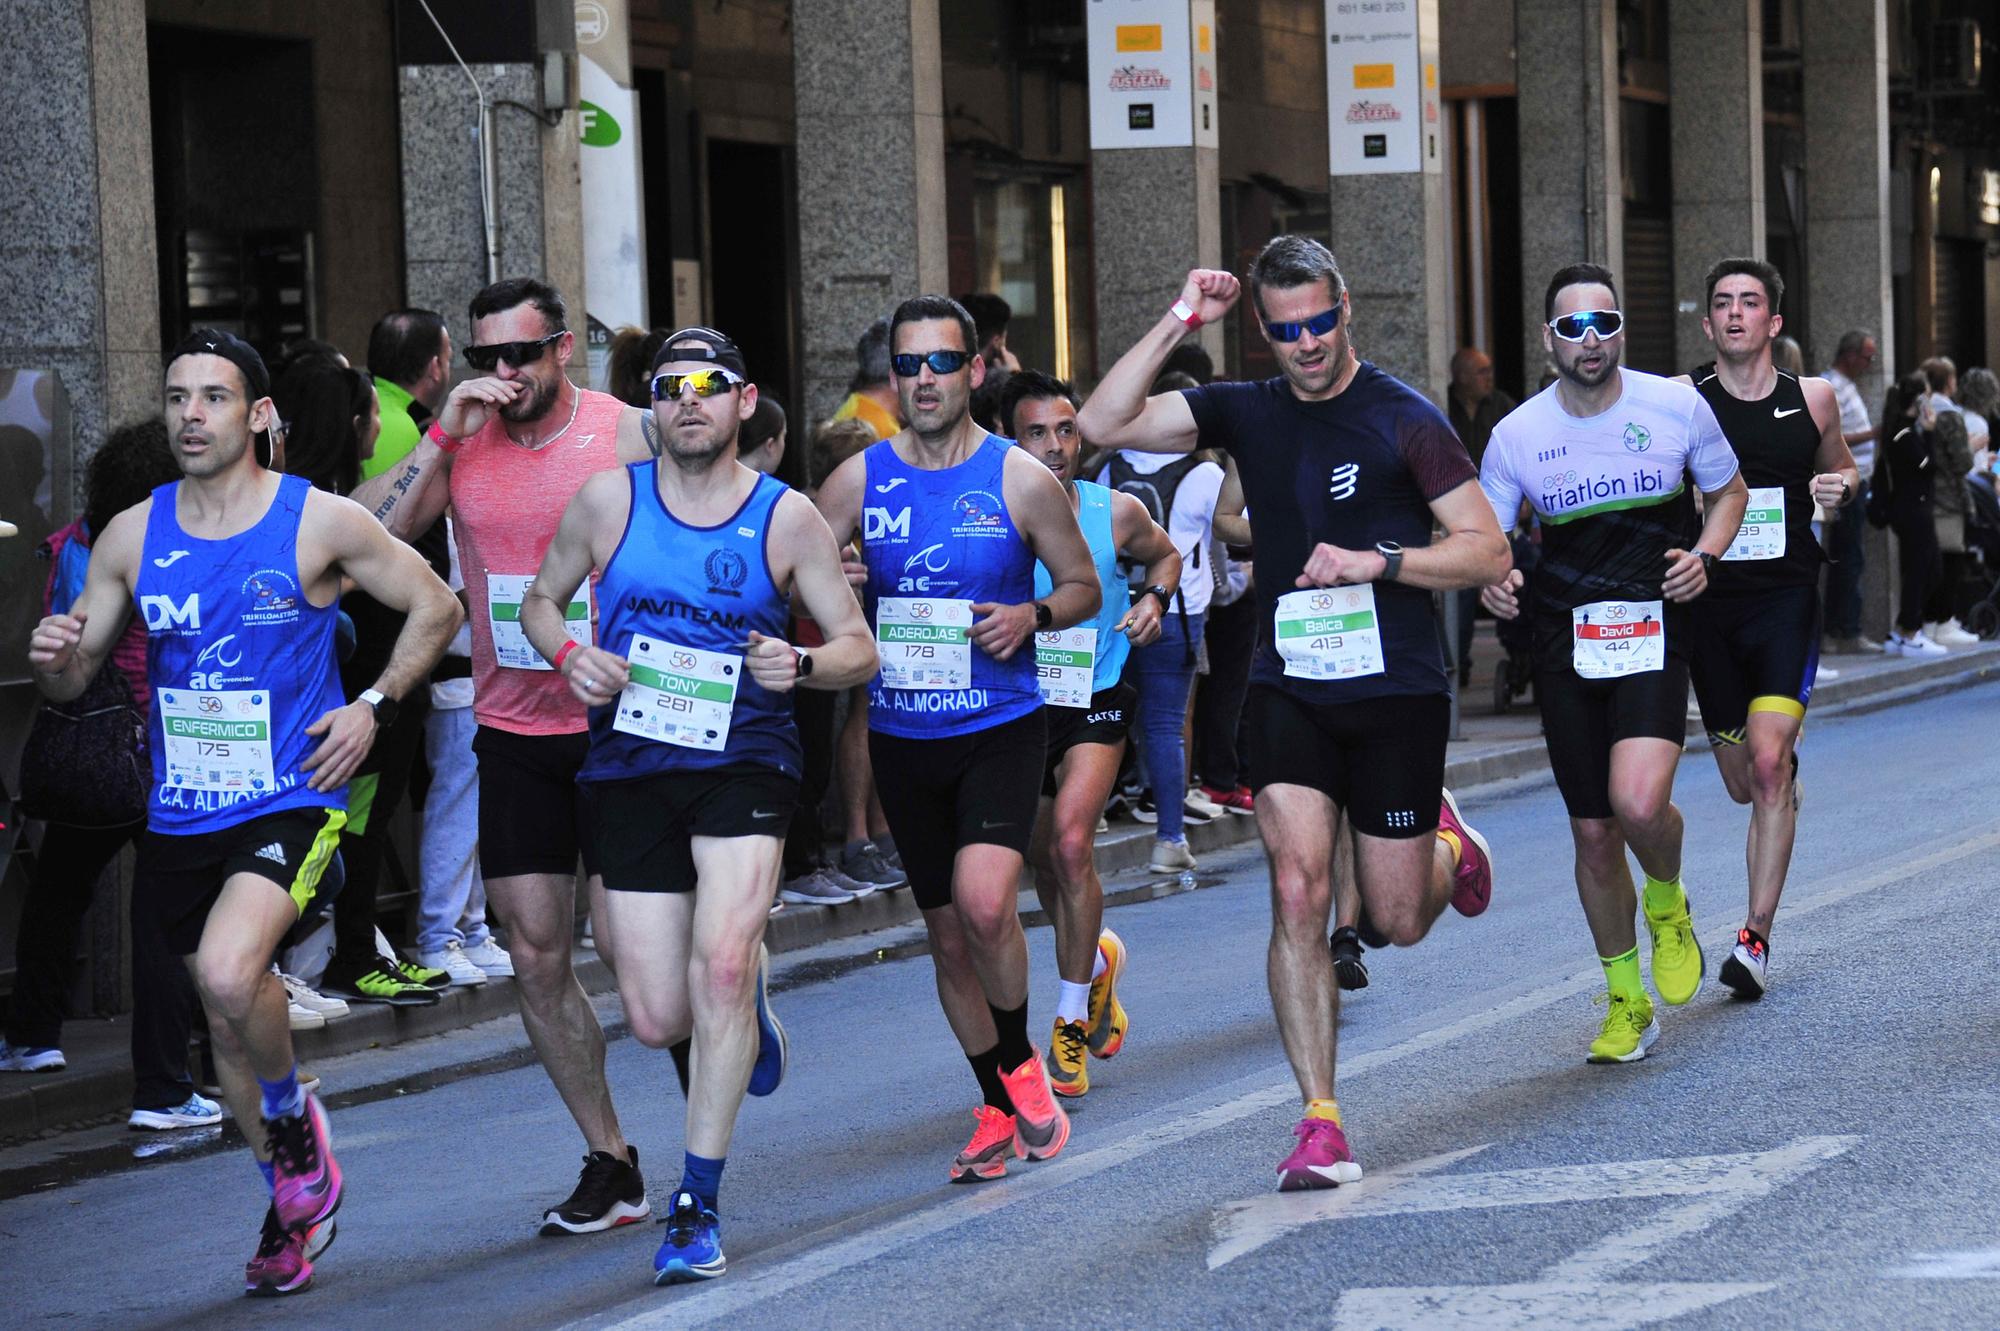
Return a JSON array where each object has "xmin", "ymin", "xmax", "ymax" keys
[
  {"xmin": 1822, "ymin": 330, "xmax": 1881, "ymax": 653},
  {"xmin": 959, "ymin": 292, "xmax": 1022, "ymax": 372},
  {"xmin": 363, "ymin": 310, "xmax": 452, "ymax": 481},
  {"xmin": 830, "ymin": 317, "xmax": 903, "ymax": 443},
  {"xmin": 1445, "ymin": 347, "xmax": 1516, "ymax": 687}
]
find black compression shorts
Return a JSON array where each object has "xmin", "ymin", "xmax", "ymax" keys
[
  {"xmin": 1040, "ymin": 682, "xmax": 1136, "ymax": 797},
  {"xmin": 1536, "ymin": 654, "xmax": 1690, "ymax": 820},
  {"xmin": 137, "ymin": 806, "xmax": 347, "ymax": 956},
  {"xmin": 589, "ymin": 765, "xmax": 799, "ymax": 893},
  {"xmin": 1242, "ymin": 686, "xmax": 1448, "ymax": 839},
  {"xmin": 870, "ymin": 709, "xmax": 1046, "ymax": 911},
  {"xmin": 472, "ymin": 726, "xmax": 599, "ymax": 881},
  {"xmin": 1688, "ymin": 586, "xmax": 1820, "ymax": 744}
]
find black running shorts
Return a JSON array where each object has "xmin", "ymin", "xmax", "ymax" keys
[
  {"xmin": 1040, "ymin": 682, "xmax": 1137, "ymax": 797},
  {"xmin": 588, "ymin": 765, "xmax": 800, "ymax": 893},
  {"xmin": 1537, "ymin": 653, "xmax": 1690, "ymax": 820},
  {"xmin": 137, "ymin": 806, "xmax": 347, "ymax": 956},
  {"xmin": 870, "ymin": 709, "xmax": 1046, "ymax": 911},
  {"xmin": 1688, "ymin": 586, "xmax": 1820, "ymax": 745},
  {"xmin": 472, "ymin": 726, "xmax": 600, "ymax": 880},
  {"xmin": 1242, "ymin": 686, "xmax": 1448, "ymax": 839}
]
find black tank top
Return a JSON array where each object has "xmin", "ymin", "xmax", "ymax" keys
[{"xmin": 1691, "ymin": 363, "xmax": 1825, "ymax": 594}]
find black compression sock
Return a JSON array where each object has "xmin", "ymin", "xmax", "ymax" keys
[
  {"xmin": 989, "ymin": 1000, "xmax": 1033, "ymax": 1072},
  {"xmin": 968, "ymin": 1047, "xmax": 1014, "ymax": 1112}
]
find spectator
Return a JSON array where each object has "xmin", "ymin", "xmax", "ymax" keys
[
  {"xmin": 1961, "ymin": 366, "xmax": 1997, "ymax": 486},
  {"xmin": 970, "ymin": 366, "xmax": 1012, "ymax": 435},
  {"xmin": 1772, "ymin": 335, "xmax": 1806, "ymax": 376},
  {"xmin": 739, "ymin": 394, "xmax": 787, "ymax": 478},
  {"xmin": 274, "ymin": 359, "xmax": 378, "ymax": 497},
  {"xmin": 1880, "ymin": 371, "xmax": 1946, "ymax": 656},
  {"xmin": 1446, "ymin": 347, "xmax": 1517, "ymax": 686},
  {"xmin": 1918, "ymin": 357, "xmax": 1977, "ymax": 644},
  {"xmin": 2, "ymin": 420, "xmax": 222, "ymax": 1129},
  {"xmin": 1822, "ymin": 330, "xmax": 1881, "ymax": 653},
  {"xmin": 829, "ymin": 316, "xmax": 902, "ymax": 442},
  {"xmin": 607, "ymin": 326, "xmax": 670, "ymax": 408},
  {"xmin": 1163, "ymin": 341, "xmax": 1215, "ymax": 386},
  {"xmin": 364, "ymin": 309, "xmax": 453, "ymax": 481},
  {"xmin": 812, "ymin": 416, "xmax": 874, "ymax": 488},
  {"xmin": 1196, "ymin": 452, "xmax": 1256, "ymax": 815},
  {"xmin": 958, "ymin": 292, "xmax": 1022, "ymax": 371}
]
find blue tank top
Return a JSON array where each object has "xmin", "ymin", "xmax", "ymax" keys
[
  {"xmin": 579, "ymin": 463, "xmax": 801, "ymax": 782},
  {"xmin": 862, "ymin": 436, "xmax": 1039, "ymax": 738},
  {"xmin": 1034, "ymin": 479, "xmax": 1130, "ymax": 692},
  {"xmin": 137, "ymin": 474, "xmax": 346, "ymax": 834}
]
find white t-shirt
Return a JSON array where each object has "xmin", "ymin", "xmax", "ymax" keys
[
  {"xmin": 1099, "ymin": 451, "xmax": 1224, "ymax": 616},
  {"xmin": 1823, "ymin": 365, "xmax": 1874, "ymax": 479}
]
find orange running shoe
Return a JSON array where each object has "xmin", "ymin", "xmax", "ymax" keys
[
  {"xmin": 1000, "ymin": 1051, "xmax": 1072, "ymax": 1162},
  {"xmin": 950, "ymin": 1105, "xmax": 1018, "ymax": 1183},
  {"xmin": 1085, "ymin": 929, "xmax": 1129, "ymax": 1059}
]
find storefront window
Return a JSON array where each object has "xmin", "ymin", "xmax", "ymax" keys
[{"xmin": 971, "ymin": 175, "xmax": 1093, "ymax": 383}]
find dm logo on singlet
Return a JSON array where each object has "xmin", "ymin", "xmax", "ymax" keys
[
  {"xmin": 864, "ymin": 506, "xmax": 911, "ymax": 542},
  {"xmin": 1621, "ymin": 422, "xmax": 1652, "ymax": 453},
  {"xmin": 704, "ymin": 548, "xmax": 748, "ymax": 596},
  {"xmin": 240, "ymin": 569, "xmax": 300, "ymax": 626},
  {"xmin": 141, "ymin": 592, "xmax": 201, "ymax": 633},
  {"xmin": 951, "ymin": 490, "xmax": 1007, "ymax": 538}
]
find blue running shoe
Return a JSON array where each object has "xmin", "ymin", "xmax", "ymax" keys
[
  {"xmin": 653, "ymin": 1190, "xmax": 726, "ymax": 1284},
  {"xmin": 747, "ymin": 944, "xmax": 787, "ymax": 1097}
]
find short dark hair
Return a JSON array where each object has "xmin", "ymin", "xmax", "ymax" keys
[
  {"xmin": 850, "ymin": 316, "xmax": 892, "ymax": 391},
  {"xmin": 85, "ymin": 418, "xmax": 178, "ymax": 537},
  {"xmin": 1921, "ymin": 356, "xmax": 1957, "ymax": 392},
  {"xmin": 998, "ymin": 369, "xmax": 1076, "ymax": 438},
  {"xmin": 969, "ymin": 368, "xmax": 1011, "ymax": 433},
  {"xmin": 1835, "ymin": 329, "xmax": 1875, "ymax": 360},
  {"xmin": 1162, "ymin": 342, "xmax": 1214, "ymax": 385},
  {"xmin": 608, "ymin": 326, "xmax": 670, "ymax": 407},
  {"xmin": 366, "ymin": 309, "xmax": 448, "ymax": 387},
  {"xmin": 1544, "ymin": 263, "xmax": 1620, "ymax": 321},
  {"xmin": 1246, "ymin": 235, "xmax": 1346, "ymax": 319},
  {"xmin": 468, "ymin": 276, "xmax": 566, "ymax": 334},
  {"xmin": 1703, "ymin": 257, "xmax": 1785, "ymax": 311},
  {"xmin": 957, "ymin": 292, "xmax": 1012, "ymax": 344},
  {"xmin": 890, "ymin": 294, "xmax": 978, "ymax": 363},
  {"xmin": 741, "ymin": 394, "xmax": 786, "ymax": 453}
]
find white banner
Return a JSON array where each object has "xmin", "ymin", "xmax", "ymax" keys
[
  {"xmin": 1325, "ymin": 0, "xmax": 1440, "ymax": 176},
  {"xmin": 577, "ymin": 1, "xmax": 647, "ymax": 388},
  {"xmin": 1087, "ymin": 0, "xmax": 1217, "ymax": 151}
]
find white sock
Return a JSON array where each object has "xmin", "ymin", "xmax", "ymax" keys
[
  {"xmin": 1055, "ymin": 980, "xmax": 1091, "ymax": 1024},
  {"xmin": 1090, "ymin": 945, "xmax": 1108, "ymax": 980}
]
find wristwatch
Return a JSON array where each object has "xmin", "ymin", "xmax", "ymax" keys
[
  {"xmin": 1034, "ymin": 601, "xmax": 1054, "ymax": 630},
  {"xmin": 1142, "ymin": 584, "xmax": 1174, "ymax": 612},
  {"xmin": 796, "ymin": 649, "xmax": 815, "ymax": 678},
  {"xmin": 1695, "ymin": 550, "xmax": 1719, "ymax": 574},
  {"xmin": 1375, "ymin": 541, "xmax": 1404, "ymax": 583},
  {"xmin": 357, "ymin": 688, "xmax": 400, "ymax": 729}
]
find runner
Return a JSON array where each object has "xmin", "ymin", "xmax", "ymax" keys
[
  {"xmin": 349, "ymin": 277, "xmax": 667, "ymax": 1234},
  {"xmin": 1679, "ymin": 258, "xmax": 1857, "ymax": 998},
  {"xmin": 1076, "ymin": 237, "xmax": 1509, "ymax": 1191},
  {"xmin": 1000, "ymin": 370, "xmax": 1181, "ymax": 1098},
  {"xmin": 815, "ymin": 295, "xmax": 1101, "ymax": 1182},
  {"xmin": 29, "ymin": 329, "xmax": 460, "ymax": 1296},
  {"xmin": 1480, "ymin": 262, "xmax": 1748, "ymax": 1063},
  {"xmin": 521, "ymin": 328, "xmax": 877, "ymax": 1283}
]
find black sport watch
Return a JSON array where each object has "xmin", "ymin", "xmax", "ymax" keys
[
  {"xmin": 1142, "ymin": 584, "xmax": 1173, "ymax": 612},
  {"xmin": 1033, "ymin": 601, "xmax": 1054, "ymax": 630},
  {"xmin": 1375, "ymin": 541, "xmax": 1404, "ymax": 583},
  {"xmin": 1695, "ymin": 550, "xmax": 1719, "ymax": 575},
  {"xmin": 357, "ymin": 688, "xmax": 400, "ymax": 729}
]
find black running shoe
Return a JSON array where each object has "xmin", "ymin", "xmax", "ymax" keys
[
  {"xmin": 540, "ymin": 1146, "xmax": 650, "ymax": 1235},
  {"xmin": 1329, "ymin": 926, "xmax": 1370, "ymax": 991}
]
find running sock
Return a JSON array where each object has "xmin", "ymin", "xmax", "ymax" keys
[
  {"xmin": 968, "ymin": 1047, "xmax": 1014, "ymax": 1113},
  {"xmin": 1642, "ymin": 872, "xmax": 1685, "ymax": 915},
  {"xmin": 668, "ymin": 1038, "xmax": 692, "ymax": 1097},
  {"xmin": 1091, "ymin": 945, "xmax": 1108, "ymax": 980},
  {"xmin": 990, "ymin": 1000, "xmax": 1034, "ymax": 1071},
  {"xmin": 1305, "ymin": 1097, "xmax": 1343, "ymax": 1126},
  {"xmin": 257, "ymin": 1159, "xmax": 277, "ymax": 1194},
  {"xmin": 1600, "ymin": 946, "xmax": 1645, "ymax": 1002},
  {"xmin": 679, "ymin": 1151, "xmax": 725, "ymax": 1213},
  {"xmin": 1055, "ymin": 980, "xmax": 1090, "ymax": 1025},
  {"xmin": 257, "ymin": 1065, "xmax": 305, "ymax": 1122},
  {"xmin": 1436, "ymin": 826, "xmax": 1464, "ymax": 870}
]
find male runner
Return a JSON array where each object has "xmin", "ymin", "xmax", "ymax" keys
[
  {"xmin": 1480, "ymin": 263, "xmax": 1748, "ymax": 1063},
  {"xmin": 1077, "ymin": 237, "xmax": 1508, "ymax": 1191},
  {"xmin": 1679, "ymin": 258, "xmax": 1857, "ymax": 998},
  {"xmin": 1000, "ymin": 370, "xmax": 1181, "ymax": 1098},
  {"xmin": 349, "ymin": 277, "xmax": 665, "ymax": 1233},
  {"xmin": 816, "ymin": 295, "xmax": 1100, "ymax": 1182},
  {"xmin": 523, "ymin": 329, "xmax": 877, "ymax": 1282},
  {"xmin": 30, "ymin": 329, "xmax": 459, "ymax": 1295}
]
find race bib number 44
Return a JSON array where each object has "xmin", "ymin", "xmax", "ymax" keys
[
  {"xmin": 158, "ymin": 688, "xmax": 275, "ymax": 793},
  {"xmin": 1274, "ymin": 586, "xmax": 1385, "ymax": 680},
  {"xmin": 876, "ymin": 597, "xmax": 972, "ymax": 689},
  {"xmin": 1571, "ymin": 599, "xmax": 1665, "ymax": 678},
  {"xmin": 1724, "ymin": 487, "xmax": 1786, "ymax": 562},
  {"xmin": 1035, "ymin": 627, "xmax": 1097, "ymax": 708},
  {"xmin": 487, "ymin": 573, "xmax": 591, "ymax": 670},
  {"xmin": 612, "ymin": 634, "xmax": 740, "ymax": 752}
]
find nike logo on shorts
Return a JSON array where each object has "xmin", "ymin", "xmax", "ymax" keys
[
  {"xmin": 981, "ymin": 819, "xmax": 1010, "ymax": 830},
  {"xmin": 1773, "ymin": 407, "xmax": 1803, "ymax": 419},
  {"xmin": 751, "ymin": 809, "xmax": 782, "ymax": 820}
]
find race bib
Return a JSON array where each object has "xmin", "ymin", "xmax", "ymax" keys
[
  {"xmin": 876, "ymin": 597, "xmax": 972, "ymax": 690},
  {"xmin": 486, "ymin": 572, "xmax": 592, "ymax": 671},
  {"xmin": 1571, "ymin": 600, "xmax": 1665, "ymax": 678},
  {"xmin": 1724, "ymin": 487, "xmax": 1786, "ymax": 562},
  {"xmin": 612, "ymin": 634, "xmax": 740, "ymax": 752},
  {"xmin": 1273, "ymin": 586, "xmax": 1385, "ymax": 680},
  {"xmin": 158, "ymin": 688, "xmax": 276, "ymax": 794},
  {"xmin": 1035, "ymin": 627, "xmax": 1097, "ymax": 708}
]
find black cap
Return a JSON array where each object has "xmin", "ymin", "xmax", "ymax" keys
[
  {"xmin": 652, "ymin": 326, "xmax": 748, "ymax": 379},
  {"xmin": 167, "ymin": 328, "xmax": 272, "ymax": 400}
]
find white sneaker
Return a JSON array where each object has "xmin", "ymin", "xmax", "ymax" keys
[
  {"xmin": 1888, "ymin": 630, "xmax": 1949, "ymax": 658},
  {"xmin": 1926, "ymin": 619, "xmax": 1979, "ymax": 646},
  {"xmin": 275, "ymin": 967, "xmax": 350, "ymax": 1023},
  {"xmin": 460, "ymin": 936, "xmax": 515, "ymax": 978},
  {"xmin": 1183, "ymin": 788, "xmax": 1224, "ymax": 822},
  {"xmin": 128, "ymin": 1091, "xmax": 222, "ymax": 1131},
  {"xmin": 416, "ymin": 940, "xmax": 490, "ymax": 986},
  {"xmin": 0, "ymin": 1040, "xmax": 65, "ymax": 1072},
  {"xmin": 1814, "ymin": 662, "xmax": 1840, "ymax": 682},
  {"xmin": 1149, "ymin": 838, "xmax": 1197, "ymax": 872}
]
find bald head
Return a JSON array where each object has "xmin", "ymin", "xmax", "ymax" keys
[{"xmin": 1450, "ymin": 346, "xmax": 1494, "ymax": 402}]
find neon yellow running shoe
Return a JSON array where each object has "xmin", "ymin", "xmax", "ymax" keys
[
  {"xmin": 1046, "ymin": 1018, "xmax": 1089, "ymax": 1098},
  {"xmin": 1644, "ymin": 888, "xmax": 1704, "ymax": 1005},
  {"xmin": 1587, "ymin": 991, "xmax": 1659, "ymax": 1063},
  {"xmin": 1086, "ymin": 929, "xmax": 1128, "ymax": 1059}
]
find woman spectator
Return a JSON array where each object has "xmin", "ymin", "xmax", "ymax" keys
[
  {"xmin": 606, "ymin": 326, "xmax": 670, "ymax": 408},
  {"xmin": 1879, "ymin": 372, "xmax": 1947, "ymax": 656},
  {"xmin": 1918, "ymin": 358, "xmax": 1978, "ymax": 644},
  {"xmin": 1960, "ymin": 367, "xmax": 1997, "ymax": 491}
]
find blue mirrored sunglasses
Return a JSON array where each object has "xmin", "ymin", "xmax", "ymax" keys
[
  {"xmin": 1547, "ymin": 309, "xmax": 1624, "ymax": 342},
  {"xmin": 891, "ymin": 350, "xmax": 971, "ymax": 377},
  {"xmin": 1263, "ymin": 308, "xmax": 1342, "ymax": 343}
]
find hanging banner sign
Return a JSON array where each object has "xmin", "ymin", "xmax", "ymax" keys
[
  {"xmin": 576, "ymin": 0, "xmax": 647, "ymax": 388},
  {"xmin": 1325, "ymin": 0, "xmax": 1440, "ymax": 176},
  {"xmin": 1087, "ymin": 0, "xmax": 1217, "ymax": 150}
]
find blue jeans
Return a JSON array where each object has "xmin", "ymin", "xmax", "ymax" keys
[
  {"xmin": 418, "ymin": 704, "xmax": 491, "ymax": 952},
  {"xmin": 1826, "ymin": 491, "xmax": 1868, "ymax": 638},
  {"xmin": 1129, "ymin": 611, "xmax": 1204, "ymax": 842}
]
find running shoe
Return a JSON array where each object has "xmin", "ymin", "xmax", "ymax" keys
[
  {"xmin": 267, "ymin": 1093, "xmax": 342, "ymax": 1235},
  {"xmin": 128, "ymin": 1091, "xmax": 222, "ymax": 1131},
  {"xmin": 276, "ymin": 967, "xmax": 352, "ymax": 1023},
  {"xmin": 303, "ymin": 1215, "xmax": 337, "ymax": 1262},
  {"xmin": 317, "ymin": 955, "xmax": 439, "ymax": 1007},
  {"xmin": 999, "ymin": 1051, "xmax": 1071, "ymax": 1162},
  {"xmin": 1086, "ymin": 929, "xmax": 1128, "ymax": 1059},
  {"xmin": 1201, "ymin": 783, "xmax": 1255, "ymax": 815},
  {"xmin": 1183, "ymin": 789, "xmax": 1224, "ymax": 823},
  {"xmin": 653, "ymin": 1190, "xmax": 726, "ymax": 1284},
  {"xmin": 747, "ymin": 944, "xmax": 787, "ymax": 1097},
  {"xmin": 822, "ymin": 863, "xmax": 880, "ymax": 899},
  {"xmin": 1276, "ymin": 1117, "xmax": 1363, "ymax": 1191},
  {"xmin": 1720, "ymin": 927, "xmax": 1770, "ymax": 999},
  {"xmin": 540, "ymin": 1146, "xmax": 649, "ymax": 1235},
  {"xmin": 1587, "ymin": 990, "xmax": 1659, "ymax": 1063},
  {"xmin": 1134, "ymin": 794, "xmax": 1214, "ymax": 825},
  {"xmin": 949, "ymin": 1105, "xmax": 1018, "ymax": 1183},
  {"xmin": 0, "ymin": 1041, "xmax": 65, "ymax": 1072},
  {"xmin": 1885, "ymin": 629, "xmax": 1948, "ymax": 658},
  {"xmin": 1436, "ymin": 788, "xmax": 1494, "ymax": 917},
  {"xmin": 1046, "ymin": 1018, "xmax": 1090, "ymax": 1097},
  {"xmin": 460, "ymin": 936, "xmax": 515, "ymax": 978},
  {"xmin": 244, "ymin": 1206, "xmax": 313, "ymax": 1297},
  {"xmin": 415, "ymin": 941, "xmax": 489, "ymax": 987},
  {"xmin": 840, "ymin": 840, "xmax": 906, "ymax": 890},
  {"xmin": 1149, "ymin": 838, "xmax": 1197, "ymax": 872},
  {"xmin": 1329, "ymin": 925, "xmax": 1369, "ymax": 991},
  {"xmin": 1643, "ymin": 886, "xmax": 1704, "ymax": 1005},
  {"xmin": 778, "ymin": 869, "xmax": 856, "ymax": 906},
  {"xmin": 394, "ymin": 954, "xmax": 450, "ymax": 990}
]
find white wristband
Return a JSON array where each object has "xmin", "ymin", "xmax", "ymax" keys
[{"xmin": 1170, "ymin": 298, "xmax": 1203, "ymax": 329}]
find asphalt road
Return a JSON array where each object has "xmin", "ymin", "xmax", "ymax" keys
[{"xmin": 4, "ymin": 684, "xmax": 1999, "ymax": 1330}]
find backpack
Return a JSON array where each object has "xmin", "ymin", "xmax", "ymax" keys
[{"xmin": 1105, "ymin": 452, "xmax": 1210, "ymax": 664}]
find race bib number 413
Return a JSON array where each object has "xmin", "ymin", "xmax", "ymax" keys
[
  {"xmin": 876, "ymin": 597, "xmax": 973, "ymax": 689},
  {"xmin": 1274, "ymin": 586, "xmax": 1385, "ymax": 680},
  {"xmin": 1571, "ymin": 599, "xmax": 1665, "ymax": 678}
]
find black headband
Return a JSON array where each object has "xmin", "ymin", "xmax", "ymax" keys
[
  {"xmin": 652, "ymin": 326, "xmax": 749, "ymax": 379},
  {"xmin": 167, "ymin": 328, "xmax": 272, "ymax": 400}
]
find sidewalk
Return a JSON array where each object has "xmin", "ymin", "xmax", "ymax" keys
[{"xmin": 6, "ymin": 633, "xmax": 1995, "ymax": 1143}]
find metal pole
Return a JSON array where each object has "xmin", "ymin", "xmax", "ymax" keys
[{"xmin": 420, "ymin": 0, "xmax": 501, "ymax": 284}]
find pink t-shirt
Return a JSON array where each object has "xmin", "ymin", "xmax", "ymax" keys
[{"xmin": 445, "ymin": 387, "xmax": 628, "ymax": 735}]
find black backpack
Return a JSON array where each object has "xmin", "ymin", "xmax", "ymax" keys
[{"xmin": 1104, "ymin": 452, "xmax": 1207, "ymax": 663}]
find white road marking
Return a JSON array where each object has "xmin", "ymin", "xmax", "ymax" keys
[
  {"xmin": 573, "ymin": 829, "xmax": 2000, "ymax": 1330},
  {"xmin": 1890, "ymin": 1247, "xmax": 2000, "ymax": 1279},
  {"xmin": 1330, "ymin": 1282, "xmax": 1775, "ymax": 1330}
]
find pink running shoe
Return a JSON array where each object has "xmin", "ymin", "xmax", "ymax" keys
[
  {"xmin": 1276, "ymin": 1117, "xmax": 1364, "ymax": 1191},
  {"xmin": 1437, "ymin": 788, "xmax": 1493, "ymax": 917},
  {"xmin": 244, "ymin": 1207, "xmax": 313, "ymax": 1297},
  {"xmin": 267, "ymin": 1093, "xmax": 342, "ymax": 1235}
]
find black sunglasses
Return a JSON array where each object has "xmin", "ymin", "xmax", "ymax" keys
[
  {"xmin": 464, "ymin": 331, "xmax": 565, "ymax": 372},
  {"xmin": 891, "ymin": 350, "xmax": 971, "ymax": 378},
  {"xmin": 1263, "ymin": 308, "xmax": 1341, "ymax": 343}
]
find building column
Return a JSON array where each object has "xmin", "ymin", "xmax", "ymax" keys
[
  {"xmin": 1669, "ymin": 0, "xmax": 1765, "ymax": 371},
  {"xmin": 792, "ymin": 0, "xmax": 948, "ymax": 422},
  {"xmin": 1514, "ymin": 0, "xmax": 1621, "ymax": 380}
]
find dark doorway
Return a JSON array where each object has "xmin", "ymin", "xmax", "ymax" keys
[{"xmin": 706, "ymin": 140, "xmax": 800, "ymax": 447}]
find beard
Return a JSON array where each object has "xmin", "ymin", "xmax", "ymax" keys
[
  {"xmin": 1559, "ymin": 348, "xmax": 1620, "ymax": 389},
  {"xmin": 499, "ymin": 373, "xmax": 557, "ymax": 423}
]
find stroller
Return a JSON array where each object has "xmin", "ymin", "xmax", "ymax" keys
[{"xmin": 1959, "ymin": 477, "xmax": 2000, "ymax": 639}]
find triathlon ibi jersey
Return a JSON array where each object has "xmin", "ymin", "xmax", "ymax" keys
[{"xmin": 1689, "ymin": 363, "xmax": 1826, "ymax": 596}]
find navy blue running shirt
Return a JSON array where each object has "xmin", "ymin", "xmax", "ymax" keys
[{"xmin": 1182, "ymin": 364, "xmax": 1478, "ymax": 702}]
